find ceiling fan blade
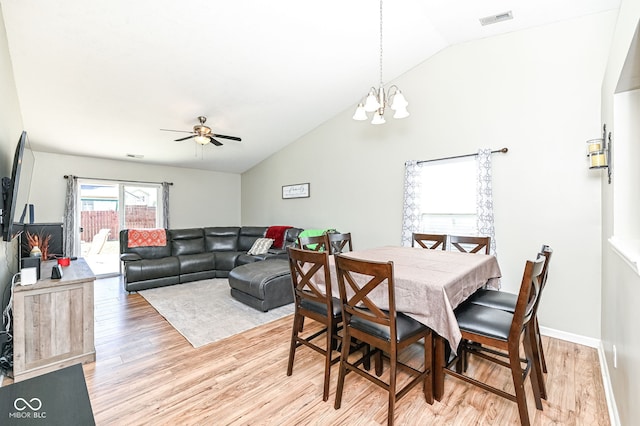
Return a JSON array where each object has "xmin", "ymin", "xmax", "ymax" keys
[
  {"xmin": 209, "ymin": 138, "xmax": 224, "ymax": 146},
  {"xmin": 160, "ymin": 129, "xmax": 194, "ymax": 133},
  {"xmin": 212, "ymin": 133, "xmax": 242, "ymax": 142},
  {"xmin": 174, "ymin": 135, "xmax": 196, "ymax": 142}
]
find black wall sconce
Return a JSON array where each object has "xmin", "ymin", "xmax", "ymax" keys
[{"xmin": 587, "ymin": 124, "xmax": 612, "ymax": 184}]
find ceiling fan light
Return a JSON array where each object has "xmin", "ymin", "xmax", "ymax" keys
[
  {"xmin": 371, "ymin": 111, "xmax": 386, "ymax": 125},
  {"xmin": 194, "ymin": 135, "xmax": 210, "ymax": 145},
  {"xmin": 353, "ymin": 103, "xmax": 368, "ymax": 121},
  {"xmin": 364, "ymin": 91, "xmax": 380, "ymax": 112}
]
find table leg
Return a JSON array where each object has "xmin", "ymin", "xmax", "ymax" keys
[{"xmin": 434, "ymin": 334, "xmax": 445, "ymax": 401}]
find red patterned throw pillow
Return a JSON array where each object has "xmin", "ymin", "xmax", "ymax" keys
[{"xmin": 127, "ymin": 229, "xmax": 167, "ymax": 248}]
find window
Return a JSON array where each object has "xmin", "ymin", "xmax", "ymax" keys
[
  {"xmin": 402, "ymin": 149, "xmax": 496, "ymax": 254},
  {"xmin": 418, "ymin": 157, "xmax": 477, "ymax": 236},
  {"xmin": 609, "ymin": 21, "xmax": 640, "ymax": 274},
  {"xmin": 610, "ymin": 88, "xmax": 640, "ymax": 273}
]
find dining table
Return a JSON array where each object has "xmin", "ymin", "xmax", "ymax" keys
[{"xmin": 323, "ymin": 245, "xmax": 502, "ymax": 401}]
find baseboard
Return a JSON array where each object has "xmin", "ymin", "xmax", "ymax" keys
[
  {"xmin": 597, "ymin": 342, "xmax": 621, "ymax": 426},
  {"xmin": 538, "ymin": 325, "xmax": 599, "ymax": 347},
  {"xmin": 539, "ymin": 326, "xmax": 620, "ymax": 426}
]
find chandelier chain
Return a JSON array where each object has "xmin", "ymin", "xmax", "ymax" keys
[
  {"xmin": 352, "ymin": 0, "xmax": 408, "ymax": 123},
  {"xmin": 379, "ymin": 0, "xmax": 384, "ymax": 87}
]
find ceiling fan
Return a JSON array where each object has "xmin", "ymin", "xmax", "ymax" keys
[{"xmin": 160, "ymin": 116, "xmax": 242, "ymax": 146}]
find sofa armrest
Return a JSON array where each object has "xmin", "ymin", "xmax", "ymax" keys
[
  {"xmin": 121, "ymin": 253, "xmax": 142, "ymax": 262},
  {"xmin": 267, "ymin": 248, "xmax": 286, "ymax": 255}
]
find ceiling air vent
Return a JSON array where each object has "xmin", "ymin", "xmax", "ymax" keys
[
  {"xmin": 479, "ymin": 11, "xmax": 513, "ymax": 26},
  {"xmin": 126, "ymin": 153, "xmax": 144, "ymax": 159}
]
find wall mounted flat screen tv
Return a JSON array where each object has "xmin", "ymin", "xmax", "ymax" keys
[{"xmin": 2, "ymin": 131, "xmax": 36, "ymax": 241}]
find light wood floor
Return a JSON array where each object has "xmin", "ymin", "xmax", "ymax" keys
[{"xmin": 78, "ymin": 276, "xmax": 609, "ymax": 425}]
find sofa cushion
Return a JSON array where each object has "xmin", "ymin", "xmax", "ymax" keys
[
  {"xmin": 177, "ymin": 253, "xmax": 215, "ymax": 274},
  {"xmin": 236, "ymin": 254, "xmax": 261, "ymax": 266},
  {"xmin": 228, "ymin": 259, "xmax": 292, "ymax": 300},
  {"xmin": 125, "ymin": 257, "xmax": 180, "ymax": 283},
  {"xmin": 170, "ymin": 228, "xmax": 205, "ymax": 255},
  {"xmin": 214, "ymin": 251, "xmax": 241, "ymax": 269},
  {"xmin": 120, "ymin": 229, "xmax": 171, "ymax": 259},
  {"xmin": 282, "ymin": 227, "xmax": 303, "ymax": 249},
  {"xmin": 204, "ymin": 227, "xmax": 241, "ymax": 251},
  {"xmin": 265, "ymin": 226, "xmax": 292, "ymax": 249},
  {"xmin": 247, "ymin": 238, "xmax": 274, "ymax": 255},
  {"xmin": 238, "ymin": 227, "xmax": 267, "ymax": 251}
]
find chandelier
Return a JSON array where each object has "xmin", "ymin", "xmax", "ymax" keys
[{"xmin": 353, "ymin": 0, "xmax": 409, "ymax": 125}]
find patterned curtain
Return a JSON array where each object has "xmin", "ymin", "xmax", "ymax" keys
[
  {"xmin": 161, "ymin": 182, "xmax": 170, "ymax": 228},
  {"xmin": 62, "ymin": 175, "xmax": 78, "ymax": 257},
  {"xmin": 401, "ymin": 161, "xmax": 423, "ymax": 246},
  {"xmin": 476, "ymin": 149, "xmax": 497, "ymax": 256}
]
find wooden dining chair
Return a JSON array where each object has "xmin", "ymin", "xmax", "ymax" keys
[
  {"xmin": 449, "ymin": 235, "xmax": 491, "ymax": 254},
  {"xmin": 411, "ymin": 233, "xmax": 447, "ymax": 250},
  {"xmin": 445, "ymin": 255, "xmax": 546, "ymax": 426},
  {"xmin": 286, "ymin": 246, "xmax": 342, "ymax": 401},
  {"xmin": 327, "ymin": 232, "xmax": 353, "ymax": 255},
  {"xmin": 334, "ymin": 254, "xmax": 433, "ymax": 426},
  {"xmin": 466, "ymin": 245, "xmax": 553, "ymax": 399},
  {"xmin": 298, "ymin": 234, "xmax": 329, "ymax": 252}
]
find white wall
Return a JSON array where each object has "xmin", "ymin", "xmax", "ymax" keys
[
  {"xmin": 600, "ymin": 0, "xmax": 640, "ymax": 424},
  {"xmin": 29, "ymin": 152, "xmax": 242, "ymax": 229},
  {"xmin": 0, "ymin": 6, "xmax": 24, "ymax": 327},
  {"xmin": 243, "ymin": 12, "xmax": 616, "ymax": 339}
]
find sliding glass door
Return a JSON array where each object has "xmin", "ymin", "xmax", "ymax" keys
[
  {"xmin": 78, "ymin": 180, "xmax": 163, "ymax": 277},
  {"xmin": 122, "ymin": 184, "xmax": 161, "ymax": 229}
]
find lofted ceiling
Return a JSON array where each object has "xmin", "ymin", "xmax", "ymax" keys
[{"xmin": 1, "ymin": 0, "xmax": 620, "ymax": 173}]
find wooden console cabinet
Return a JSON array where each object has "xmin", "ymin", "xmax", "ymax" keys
[{"xmin": 12, "ymin": 258, "xmax": 96, "ymax": 382}]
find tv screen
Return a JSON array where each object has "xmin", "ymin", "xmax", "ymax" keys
[{"xmin": 2, "ymin": 131, "xmax": 36, "ymax": 241}]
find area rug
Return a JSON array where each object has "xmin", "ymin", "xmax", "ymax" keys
[{"xmin": 139, "ymin": 279, "xmax": 294, "ymax": 348}]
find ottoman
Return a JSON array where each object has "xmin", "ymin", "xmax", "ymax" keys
[{"xmin": 228, "ymin": 259, "xmax": 294, "ymax": 312}]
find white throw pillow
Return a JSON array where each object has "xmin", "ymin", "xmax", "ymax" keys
[{"xmin": 247, "ymin": 238, "xmax": 274, "ymax": 255}]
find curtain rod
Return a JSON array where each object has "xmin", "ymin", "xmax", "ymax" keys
[
  {"xmin": 64, "ymin": 175, "xmax": 173, "ymax": 185},
  {"xmin": 414, "ymin": 147, "xmax": 508, "ymax": 165}
]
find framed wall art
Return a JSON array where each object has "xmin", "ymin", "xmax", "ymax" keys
[{"xmin": 282, "ymin": 183, "xmax": 310, "ymax": 199}]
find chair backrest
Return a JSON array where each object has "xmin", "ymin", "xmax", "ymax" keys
[
  {"xmin": 327, "ymin": 232, "xmax": 353, "ymax": 255},
  {"xmin": 449, "ymin": 235, "xmax": 491, "ymax": 254},
  {"xmin": 530, "ymin": 245, "xmax": 553, "ymax": 316},
  {"xmin": 511, "ymin": 255, "xmax": 546, "ymax": 337},
  {"xmin": 287, "ymin": 247, "xmax": 334, "ymax": 309},
  {"xmin": 411, "ymin": 233, "xmax": 447, "ymax": 250},
  {"xmin": 538, "ymin": 245, "xmax": 553, "ymax": 292},
  {"xmin": 298, "ymin": 234, "xmax": 329, "ymax": 252},
  {"xmin": 334, "ymin": 255, "xmax": 398, "ymax": 342}
]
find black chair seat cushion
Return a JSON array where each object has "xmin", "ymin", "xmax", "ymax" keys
[
  {"xmin": 467, "ymin": 289, "xmax": 517, "ymax": 312},
  {"xmin": 455, "ymin": 302, "xmax": 513, "ymax": 342},
  {"xmin": 300, "ymin": 297, "xmax": 342, "ymax": 318},
  {"xmin": 350, "ymin": 310, "xmax": 428, "ymax": 343}
]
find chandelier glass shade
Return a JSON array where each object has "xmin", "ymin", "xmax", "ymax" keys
[{"xmin": 353, "ymin": 0, "xmax": 409, "ymax": 124}]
